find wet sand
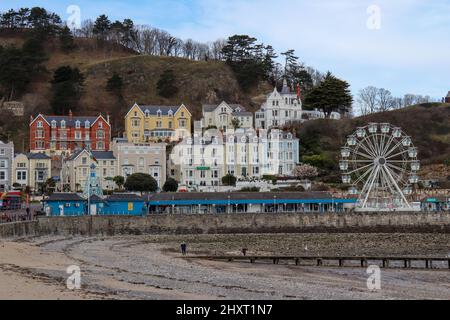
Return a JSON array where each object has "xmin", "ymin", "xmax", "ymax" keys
[{"xmin": 0, "ymin": 234, "xmax": 449, "ymax": 300}]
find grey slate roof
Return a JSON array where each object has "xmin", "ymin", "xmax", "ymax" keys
[
  {"xmin": 138, "ymin": 105, "xmax": 181, "ymax": 116},
  {"xmin": 45, "ymin": 193, "xmax": 84, "ymax": 202},
  {"xmin": 106, "ymin": 193, "xmax": 144, "ymax": 202},
  {"xmin": 42, "ymin": 115, "xmax": 101, "ymax": 128},
  {"xmin": 92, "ymin": 151, "xmax": 115, "ymax": 160},
  {"xmin": 89, "ymin": 194, "xmax": 104, "ymax": 202},
  {"xmin": 202, "ymin": 102, "xmax": 247, "ymax": 113},
  {"xmin": 147, "ymin": 192, "xmax": 334, "ymax": 202},
  {"xmin": 27, "ymin": 152, "xmax": 51, "ymax": 160},
  {"xmin": 68, "ymin": 150, "xmax": 116, "ymax": 161}
]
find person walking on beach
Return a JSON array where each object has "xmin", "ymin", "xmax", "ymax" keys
[{"xmin": 181, "ymin": 242, "xmax": 187, "ymax": 256}]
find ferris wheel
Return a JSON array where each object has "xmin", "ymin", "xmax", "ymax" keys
[{"xmin": 340, "ymin": 123, "xmax": 420, "ymax": 211}]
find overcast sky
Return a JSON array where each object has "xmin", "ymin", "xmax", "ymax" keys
[{"xmin": 2, "ymin": 0, "xmax": 450, "ymax": 99}]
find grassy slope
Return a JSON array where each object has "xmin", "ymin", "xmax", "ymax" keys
[
  {"xmin": 295, "ymin": 103, "xmax": 450, "ymax": 178},
  {"xmin": 0, "ymin": 32, "xmax": 268, "ymax": 150}
]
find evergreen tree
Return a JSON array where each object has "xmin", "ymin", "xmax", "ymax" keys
[
  {"xmin": 221, "ymin": 35, "xmax": 277, "ymax": 91},
  {"xmin": 106, "ymin": 73, "xmax": 124, "ymax": 97},
  {"xmin": 304, "ymin": 72, "xmax": 353, "ymax": 118},
  {"xmin": 163, "ymin": 178, "xmax": 179, "ymax": 192},
  {"xmin": 59, "ymin": 25, "xmax": 75, "ymax": 51},
  {"xmin": 124, "ymin": 173, "xmax": 158, "ymax": 194},
  {"xmin": 93, "ymin": 14, "xmax": 111, "ymax": 41},
  {"xmin": 50, "ymin": 66, "xmax": 85, "ymax": 115},
  {"xmin": 157, "ymin": 69, "xmax": 178, "ymax": 98}
]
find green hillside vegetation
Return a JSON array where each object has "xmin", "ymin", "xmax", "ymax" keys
[{"xmin": 290, "ymin": 103, "xmax": 450, "ymax": 181}]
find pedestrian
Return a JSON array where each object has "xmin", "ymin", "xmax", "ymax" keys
[
  {"xmin": 26, "ymin": 207, "xmax": 30, "ymax": 221},
  {"xmin": 181, "ymin": 242, "xmax": 187, "ymax": 256},
  {"xmin": 242, "ymin": 248, "xmax": 248, "ymax": 256}
]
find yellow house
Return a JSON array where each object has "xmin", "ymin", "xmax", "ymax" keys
[{"xmin": 125, "ymin": 103, "xmax": 192, "ymax": 143}]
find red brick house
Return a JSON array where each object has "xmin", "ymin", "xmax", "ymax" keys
[
  {"xmin": 29, "ymin": 111, "xmax": 111, "ymax": 155},
  {"xmin": 445, "ymin": 91, "xmax": 450, "ymax": 103}
]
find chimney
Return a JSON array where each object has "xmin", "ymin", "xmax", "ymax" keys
[
  {"xmin": 69, "ymin": 109, "xmax": 73, "ymax": 120},
  {"xmin": 30, "ymin": 115, "xmax": 33, "ymax": 123},
  {"xmin": 107, "ymin": 113, "xmax": 110, "ymax": 124}
]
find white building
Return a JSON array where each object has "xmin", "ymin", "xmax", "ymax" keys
[
  {"xmin": 169, "ymin": 129, "xmax": 225, "ymax": 190},
  {"xmin": 255, "ymin": 80, "xmax": 341, "ymax": 129},
  {"xmin": 169, "ymin": 128, "xmax": 300, "ymax": 191},
  {"xmin": 61, "ymin": 149, "xmax": 117, "ymax": 193},
  {"xmin": 0, "ymin": 141, "xmax": 14, "ymax": 192},
  {"xmin": 201, "ymin": 101, "xmax": 254, "ymax": 131},
  {"xmin": 112, "ymin": 138, "xmax": 167, "ymax": 189}
]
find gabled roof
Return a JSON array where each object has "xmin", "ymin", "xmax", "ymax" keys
[
  {"xmin": 126, "ymin": 103, "xmax": 191, "ymax": 118},
  {"xmin": 30, "ymin": 114, "xmax": 109, "ymax": 128},
  {"xmin": 45, "ymin": 193, "xmax": 84, "ymax": 202},
  {"xmin": 202, "ymin": 101, "xmax": 247, "ymax": 114},
  {"xmin": 67, "ymin": 149, "xmax": 116, "ymax": 161},
  {"xmin": 446, "ymin": 91, "xmax": 450, "ymax": 98},
  {"xmin": 89, "ymin": 194, "xmax": 104, "ymax": 202}
]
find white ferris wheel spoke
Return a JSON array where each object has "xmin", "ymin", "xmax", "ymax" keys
[
  {"xmin": 353, "ymin": 164, "xmax": 376, "ymax": 185},
  {"xmin": 381, "ymin": 133, "xmax": 395, "ymax": 156},
  {"xmin": 347, "ymin": 163, "xmax": 374, "ymax": 175},
  {"xmin": 360, "ymin": 136, "xmax": 378, "ymax": 158},
  {"xmin": 386, "ymin": 149, "xmax": 409, "ymax": 160},
  {"xmin": 361, "ymin": 165, "xmax": 381, "ymax": 208},
  {"xmin": 382, "ymin": 165, "xmax": 411, "ymax": 208},
  {"xmin": 357, "ymin": 139, "xmax": 377, "ymax": 158}
]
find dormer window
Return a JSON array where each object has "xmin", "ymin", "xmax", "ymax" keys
[
  {"xmin": 145, "ymin": 110, "xmax": 150, "ymax": 117},
  {"xmin": 157, "ymin": 110, "xmax": 162, "ymax": 117},
  {"xmin": 61, "ymin": 120, "xmax": 66, "ymax": 129},
  {"xmin": 75, "ymin": 121, "xmax": 80, "ymax": 129},
  {"xmin": 168, "ymin": 110, "xmax": 173, "ymax": 117},
  {"xmin": 51, "ymin": 120, "xmax": 56, "ymax": 128},
  {"xmin": 85, "ymin": 121, "xmax": 90, "ymax": 128}
]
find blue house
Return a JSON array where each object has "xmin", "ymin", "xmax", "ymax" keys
[
  {"xmin": 43, "ymin": 193, "xmax": 86, "ymax": 216},
  {"xmin": 102, "ymin": 193, "xmax": 146, "ymax": 216}
]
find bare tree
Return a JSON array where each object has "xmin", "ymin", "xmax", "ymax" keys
[
  {"xmin": 377, "ymin": 88, "xmax": 395, "ymax": 112},
  {"xmin": 357, "ymin": 86, "xmax": 379, "ymax": 115}
]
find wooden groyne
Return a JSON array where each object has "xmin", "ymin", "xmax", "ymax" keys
[{"xmin": 188, "ymin": 255, "xmax": 450, "ymax": 270}]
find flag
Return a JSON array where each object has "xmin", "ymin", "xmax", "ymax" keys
[
  {"xmin": 89, "ymin": 151, "xmax": 98, "ymax": 164},
  {"xmin": 296, "ymin": 83, "xmax": 301, "ymax": 99}
]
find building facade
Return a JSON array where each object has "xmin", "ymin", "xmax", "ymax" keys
[
  {"xmin": 169, "ymin": 129, "xmax": 225, "ymax": 189},
  {"xmin": 12, "ymin": 152, "xmax": 52, "ymax": 192},
  {"xmin": 125, "ymin": 103, "xmax": 191, "ymax": 143},
  {"xmin": 169, "ymin": 128, "xmax": 300, "ymax": 190},
  {"xmin": 0, "ymin": 141, "xmax": 14, "ymax": 191},
  {"xmin": 112, "ymin": 138, "xmax": 167, "ymax": 189},
  {"xmin": 445, "ymin": 91, "xmax": 450, "ymax": 104},
  {"xmin": 201, "ymin": 101, "xmax": 253, "ymax": 131},
  {"xmin": 61, "ymin": 149, "xmax": 117, "ymax": 193},
  {"xmin": 29, "ymin": 111, "xmax": 111, "ymax": 155},
  {"xmin": 255, "ymin": 80, "xmax": 341, "ymax": 130}
]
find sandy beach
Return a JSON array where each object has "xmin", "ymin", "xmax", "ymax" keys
[{"xmin": 0, "ymin": 234, "xmax": 449, "ymax": 300}]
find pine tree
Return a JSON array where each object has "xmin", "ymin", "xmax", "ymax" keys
[
  {"xmin": 50, "ymin": 66, "xmax": 85, "ymax": 115},
  {"xmin": 304, "ymin": 72, "xmax": 353, "ymax": 118},
  {"xmin": 59, "ymin": 25, "xmax": 75, "ymax": 51},
  {"xmin": 157, "ymin": 69, "xmax": 178, "ymax": 98}
]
